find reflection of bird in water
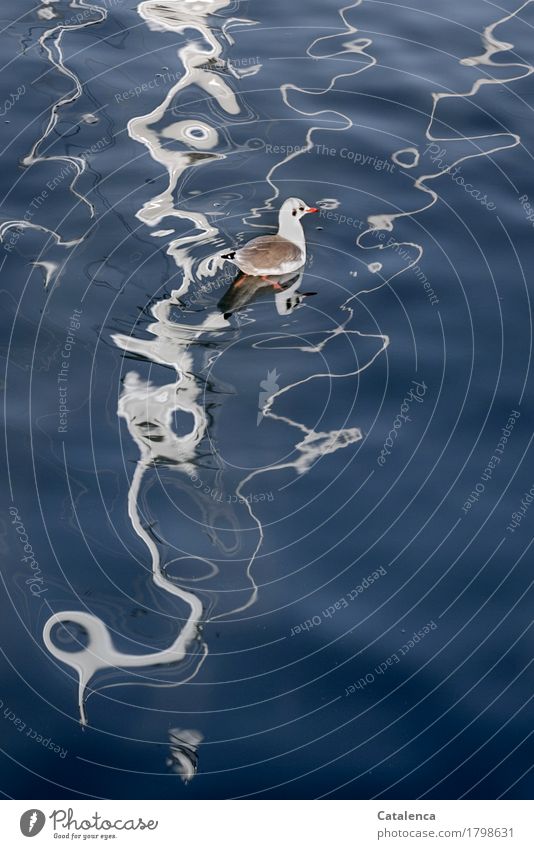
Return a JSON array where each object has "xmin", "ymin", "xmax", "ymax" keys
[
  {"xmin": 221, "ymin": 197, "xmax": 318, "ymax": 279},
  {"xmin": 217, "ymin": 268, "xmax": 316, "ymax": 319}
]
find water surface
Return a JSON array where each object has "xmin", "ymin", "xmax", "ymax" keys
[{"xmin": 1, "ymin": 0, "xmax": 534, "ymax": 799}]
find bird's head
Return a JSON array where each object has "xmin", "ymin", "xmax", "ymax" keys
[{"xmin": 280, "ymin": 197, "xmax": 319, "ymax": 221}]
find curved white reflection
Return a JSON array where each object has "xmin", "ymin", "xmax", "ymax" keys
[
  {"xmin": 127, "ymin": 0, "xmax": 246, "ymax": 288},
  {"xmin": 43, "ymin": 610, "xmax": 205, "ymax": 727},
  {"xmin": 0, "ymin": 1, "xmax": 108, "ymax": 269}
]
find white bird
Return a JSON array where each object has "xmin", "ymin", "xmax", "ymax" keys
[{"xmin": 221, "ymin": 197, "xmax": 318, "ymax": 281}]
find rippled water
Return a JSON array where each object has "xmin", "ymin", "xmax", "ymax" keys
[{"xmin": 1, "ymin": 0, "xmax": 534, "ymax": 799}]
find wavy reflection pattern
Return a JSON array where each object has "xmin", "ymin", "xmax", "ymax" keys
[{"xmin": 41, "ymin": 1, "xmax": 533, "ymax": 774}]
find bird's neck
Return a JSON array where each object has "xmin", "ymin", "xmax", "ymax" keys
[{"xmin": 278, "ymin": 210, "xmax": 305, "ymax": 250}]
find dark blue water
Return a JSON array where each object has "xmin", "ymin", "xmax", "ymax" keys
[{"xmin": 1, "ymin": 0, "xmax": 534, "ymax": 799}]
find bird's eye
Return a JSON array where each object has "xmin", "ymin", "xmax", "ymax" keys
[{"xmin": 299, "ymin": 207, "xmax": 304, "ymax": 211}]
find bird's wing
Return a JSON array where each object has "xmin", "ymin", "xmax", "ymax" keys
[{"xmin": 236, "ymin": 235, "xmax": 302, "ymax": 269}]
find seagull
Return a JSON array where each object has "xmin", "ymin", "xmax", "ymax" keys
[{"xmin": 221, "ymin": 198, "xmax": 318, "ymax": 284}]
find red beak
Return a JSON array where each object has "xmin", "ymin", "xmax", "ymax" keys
[{"xmin": 306, "ymin": 207, "xmax": 319, "ymax": 214}]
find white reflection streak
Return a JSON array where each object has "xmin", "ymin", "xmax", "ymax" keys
[
  {"xmin": 0, "ymin": 1, "xmax": 106, "ymax": 255},
  {"xmin": 231, "ymin": 327, "xmax": 389, "ymax": 613},
  {"xmin": 43, "ymin": 297, "xmax": 230, "ymax": 725},
  {"xmin": 43, "ymin": 0, "xmax": 245, "ymax": 725},
  {"xmin": 381, "ymin": 1, "xmax": 534, "ymax": 279},
  {"xmin": 343, "ymin": 1, "xmax": 533, "ymax": 324},
  {"xmin": 127, "ymin": 0, "xmax": 243, "ymax": 288},
  {"xmin": 43, "ymin": 608, "xmax": 205, "ymax": 727}
]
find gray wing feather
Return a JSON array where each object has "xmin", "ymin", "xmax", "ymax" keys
[{"xmin": 236, "ymin": 235, "xmax": 302, "ymax": 267}]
